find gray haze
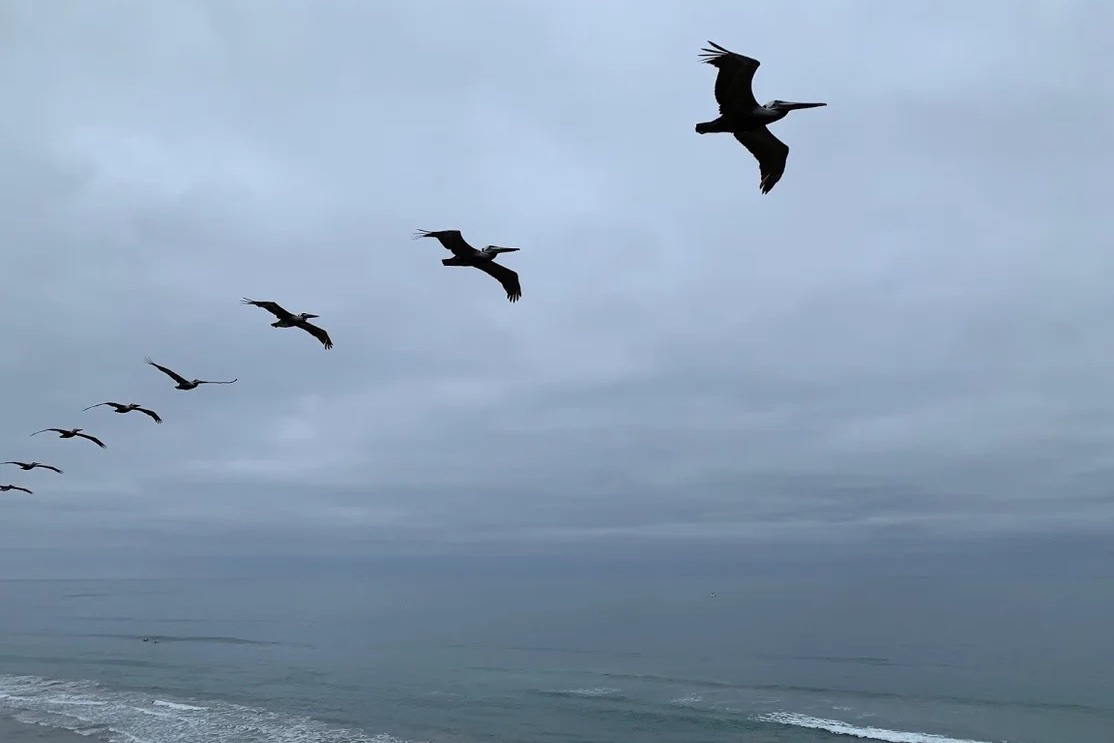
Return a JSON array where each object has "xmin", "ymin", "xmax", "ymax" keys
[{"xmin": 1, "ymin": 1, "xmax": 1112, "ymax": 571}]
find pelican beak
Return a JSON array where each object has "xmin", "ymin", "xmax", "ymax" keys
[
  {"xmin": 493, "ymin": 246, "xmax": 521, "ymax": 254},
  {"xmin": 305, "ymin": 314, "xmax": 320, "ymax": 319},
  {"xmin": 783, "ymin": 101, "xmax": 826, "ymax": 110}
]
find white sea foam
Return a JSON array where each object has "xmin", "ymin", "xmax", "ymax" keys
[
  {"xmin": 548, "ymin": 687, "xmax": 622, "ymax": 698},
  {"xmin": 759, "ymin": 712, "xmax": 1000, "ymax": 743},
  {"xmin": 670, "ymin": 693, "xmax": 704, "ymax": 707},
  {"xmin": 152, "ymin": 700, "xmax": 208, "ymax": 711},
  {"xmin": 0, "ymin": 674, "xmax": 413, "ymax": 743}
]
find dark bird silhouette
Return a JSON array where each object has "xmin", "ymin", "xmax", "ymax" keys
[
  {"xmin": 30, "ymin": 428, "xmax": 107, "ymax": 448},
  {"xmin": 0, "ymin": 484, "xmax": 33, "ymax": 494},
  {"xmin": 83, "ymin": 401, "xmax": 163, "ymax": 423},
  {"xmin": 413, "ymin": 229, "xmax": 522, "ymax": 302},
  {"xmin": 240, "ymin": 298, "xmax": 334, "ymax": 349},
  {"xmin": 694, "ymin": 41, "xmax": 826, "ymax": 193},
  {"xmin": 144, "ymin": 357, "xmax": 237, "ymax": 390},
  {"xmin": 4, "ymin": 461, "xmax": 63, "ymax": 473}
]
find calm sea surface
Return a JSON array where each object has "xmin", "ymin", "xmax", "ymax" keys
[{"xmin": 0, "ymin": 564, "xmax": 1111, "ymax": 743}]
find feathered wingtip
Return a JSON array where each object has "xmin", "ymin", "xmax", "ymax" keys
[
  {"xmin": 240, "ymin": 297, "xmax": 258, "ymax": 306},
  {"xmin": 412, "ymin": 229, "xmax": 435, "ymax": 240},
  {"xmin": 699, "ymin": 40, "xmax": 731, "ymax": 63}
]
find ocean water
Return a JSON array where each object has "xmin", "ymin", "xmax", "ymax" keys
[{"xmin": 0, "ymin": 560, "xmax": 1111, "ymax": 743}]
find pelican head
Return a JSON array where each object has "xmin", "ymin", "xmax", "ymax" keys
[
  {"xmin": 484, "ymin": 245, "xmax": 521, "ymax": 255},
  {"xmin": 768, "ymin": 100, "xmax": 826, "ymax": 112}
]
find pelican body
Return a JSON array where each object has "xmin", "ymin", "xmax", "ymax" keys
[
  {"xmin": 413, "ymin": 229, "xmax": 523, "ymax": 302},
  {"xmin": 240, "ymin": 299, "xmax": 334, "ymax": 349},
  {"xmin": 84, "ymin": 401, "xmax": 163, "ymax": 423},
  {"xmin": 694, "ymin": 41, "xmax": 826, "ymax": 193},
  {"xmin": 4, "ymin": 461, "xmax": 63, "ymax": 473},
  {"xmin": 30, "ymin": 428, "xmax": 107, "ymax": 448},
  {"xmin": 144, "ymin": 357, "xmax": 238, "ymax": 390}
]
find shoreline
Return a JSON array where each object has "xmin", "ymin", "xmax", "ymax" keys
[{"xmin": 0, "ymin": 715, "xmax": 106, "ymax": 742}]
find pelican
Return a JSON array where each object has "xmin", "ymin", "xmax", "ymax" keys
[
  {"xmin": 83, "ymin": 401, "xmax": 163, "ymax": 423},
  {"xmin": 240, "ymin": 298, "xmax": 334, "ymax": 349},
  {"xmin": 413, "ymin": 229, "xmax": 522, "ymax": 302},
  {"xmin": 30, "ymin": 428, "xmax": 107, "ymax": 448},
  {"xmin": 4, "ymin": 461, "xmax": 63, "ymax": 473},
  {"xmin": 694, "ymin": 41, "xmax": 826, "ymax": 194},
  {"xmin": 144, "ymin": 357, "xmax": 238, "ymax": 390},
  {"xmin": 0, "ymin": 484, "xmax": 33, "ymax": 494}
]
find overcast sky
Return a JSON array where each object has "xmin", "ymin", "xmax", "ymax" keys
[{"xmin": 0, "ymin": 0, "xmax": 1111, "ymax": 570}]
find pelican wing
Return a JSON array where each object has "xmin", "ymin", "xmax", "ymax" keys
[
  {"xmin": 30, "ymin": 429, "xmax": 63, "ymax": 437},
  {"xmin": 10, "ymin": 486, "xmax": 32, "ymax": 494},
  {"xmin": 241, "ymin": 298, "xmax": 295, "ymax": 321},
  {"xmin": 38, "ymin": 464, "xmax": 63, "ymax": 473},
  {"xmin": 76, "ymin": 432, "xmax": 107, "ymax": 448},
  {"xmin": 299, "ymin": 320, "xmax": 334, "ymax": 349},
  {"xmin": 414, "ymin": 229, "xmax": 476, "ymax": 258},
  {"xmin": 83, "ymin": 402, "xmax": 116, "ymax": 412},
  {"xmin": 699, "ymin": 41, "xmax": 761, "ymax": 112},
  {"xmin": 733, "ymin": 126, "xmax": 789, "ymax": 194},
  {"xmin": 473, "ymin": 261, "xmax": 522, "ymax": 303},
  {"xmin": 144, "ymin": 357, "xmax": 190, "ymax": 385},
  {"xmin": 137, "ymin": 407, "xmax": 163, "ymax": 423},
  {"xmin": 3, "ymin": 461, "xmax": 28, "ymax": 467},
  {"xmin": 198, "ymin": 378, "xmax": 238, "ymax": 385}
]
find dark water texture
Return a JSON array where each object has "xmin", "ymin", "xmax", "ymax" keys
[{"xmin": 0, "ymin": 564, "xmax": 1111, "ymax": 743}]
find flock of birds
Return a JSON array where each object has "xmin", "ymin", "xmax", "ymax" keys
[{"xmin": 3, "ymin": 42, "xmax": 826, "ymax": 496}]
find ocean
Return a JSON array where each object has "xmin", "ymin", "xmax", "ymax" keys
[{"xmin": 0, "ymin": 557, "xmax": 1111, "ymax": 743}]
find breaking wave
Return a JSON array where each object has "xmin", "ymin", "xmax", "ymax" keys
[
  {"xmin": 759, "ymin": 712, "xmax": 999, "ymax": 743},
  {"xmin": 0, "ymin": 674, "xmax": 410, "ymax": 743}
]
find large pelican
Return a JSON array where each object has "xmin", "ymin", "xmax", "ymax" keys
[
  {"xmin": 694, "ymin": 41, "xmax": 826, "ymax": 194},
  {"xmin": 31, "ymin": 428, "xmax": 107, "ymax": 448},
  {"xmin": 83, "ymin": 401, "xmax": 163, "ymax": 423},
  {"xmin": 0, "ymin": 484, "xmax": 33, "ymax": 494},
  {"xmin": 144, "ymin": 358, "xmax": 238, "ymax": 390},
  {"xmin": 240, "ymin": 298, "xmax": 334, "ymax": 349},
  {"xmin": 413, "ymin": 229, "xmax": 522, "ymax": 302},
  {"xmin": 4, "ymin": 461, "xmax": 63, "ymax": 473}
]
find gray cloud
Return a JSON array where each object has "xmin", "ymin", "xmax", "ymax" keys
[{"xmin": 1, "ymin": 0, "xmax": 1112, "ymax": 564}]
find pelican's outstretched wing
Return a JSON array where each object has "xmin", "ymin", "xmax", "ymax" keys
[
  {"xmin": 198, "ymin": 378, "xmax": 238, "ymax": 386},
  {"xmin": 8, "ymin": 485, "xmax": 33, "ymax": 494},
  {"xmin": 83, "ymin": 402, "xmax": 117, "ymax": 412},
  {"xmin": 30, "ymin": 429, "xmax": 64, "ymax": 437},
  {"xmin": 144, "ymin": 357, "xmax": 190, "ymax": 385},
  {"xmin": 473, "ymin": 261, "xmax": 522, "ymax": 303},
  {"xmin": 137, "ymin": 407, "xmax": 163, "ymax": 423},
  {"xmin": 37, "ymin": 464, "xmax": 63, "ymax": 473},
  {"xmin": 300, "ymin": 321, "xmax": 334, "ymax": 350},
  {"xmin": 76, "ymin": 432, "xmax": 107, "ymax": 448},
  {"xmin": 414, "ymin": 229, "xmax": 475, "ymax": 258},
  {"xmin": 699, "ymin": 41, "xmax": 761, "ymax": 112},
  {"xmin": 733, "ymin": 126, "xmax": 790, "ymax": 194},
  {"xmin": 241, "ymin": 298, "xmax": 294, "ymax": 321}
]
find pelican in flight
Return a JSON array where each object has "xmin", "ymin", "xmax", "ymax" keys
[
  {"xmin": 4, "ymin": 461, "xmax": 63, "ymax": 473},
  {"xmin": 144, "ymin": 357, "xmax": 238, "ymax": 390},
  {"xmin": 694, "ymin": 41, "xmax": 826, "ymax": 194},
  {"xmin": 240, "ymin": 298, "xmax": 334, "ymax": 349},
  {"xmin": 0, "ymin": 484, "xmax": 33, "ymax": 494},
  {"xmin": 413, "ymin": 229, "xmax": 522, "ymax": 302},
  {"xmin": 31, "ymin": 428, "xmax": 107, "ymax": 448},
  {"xmin": 83, "ymin": 401, "xmax": 163, "ymax": 423}
]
